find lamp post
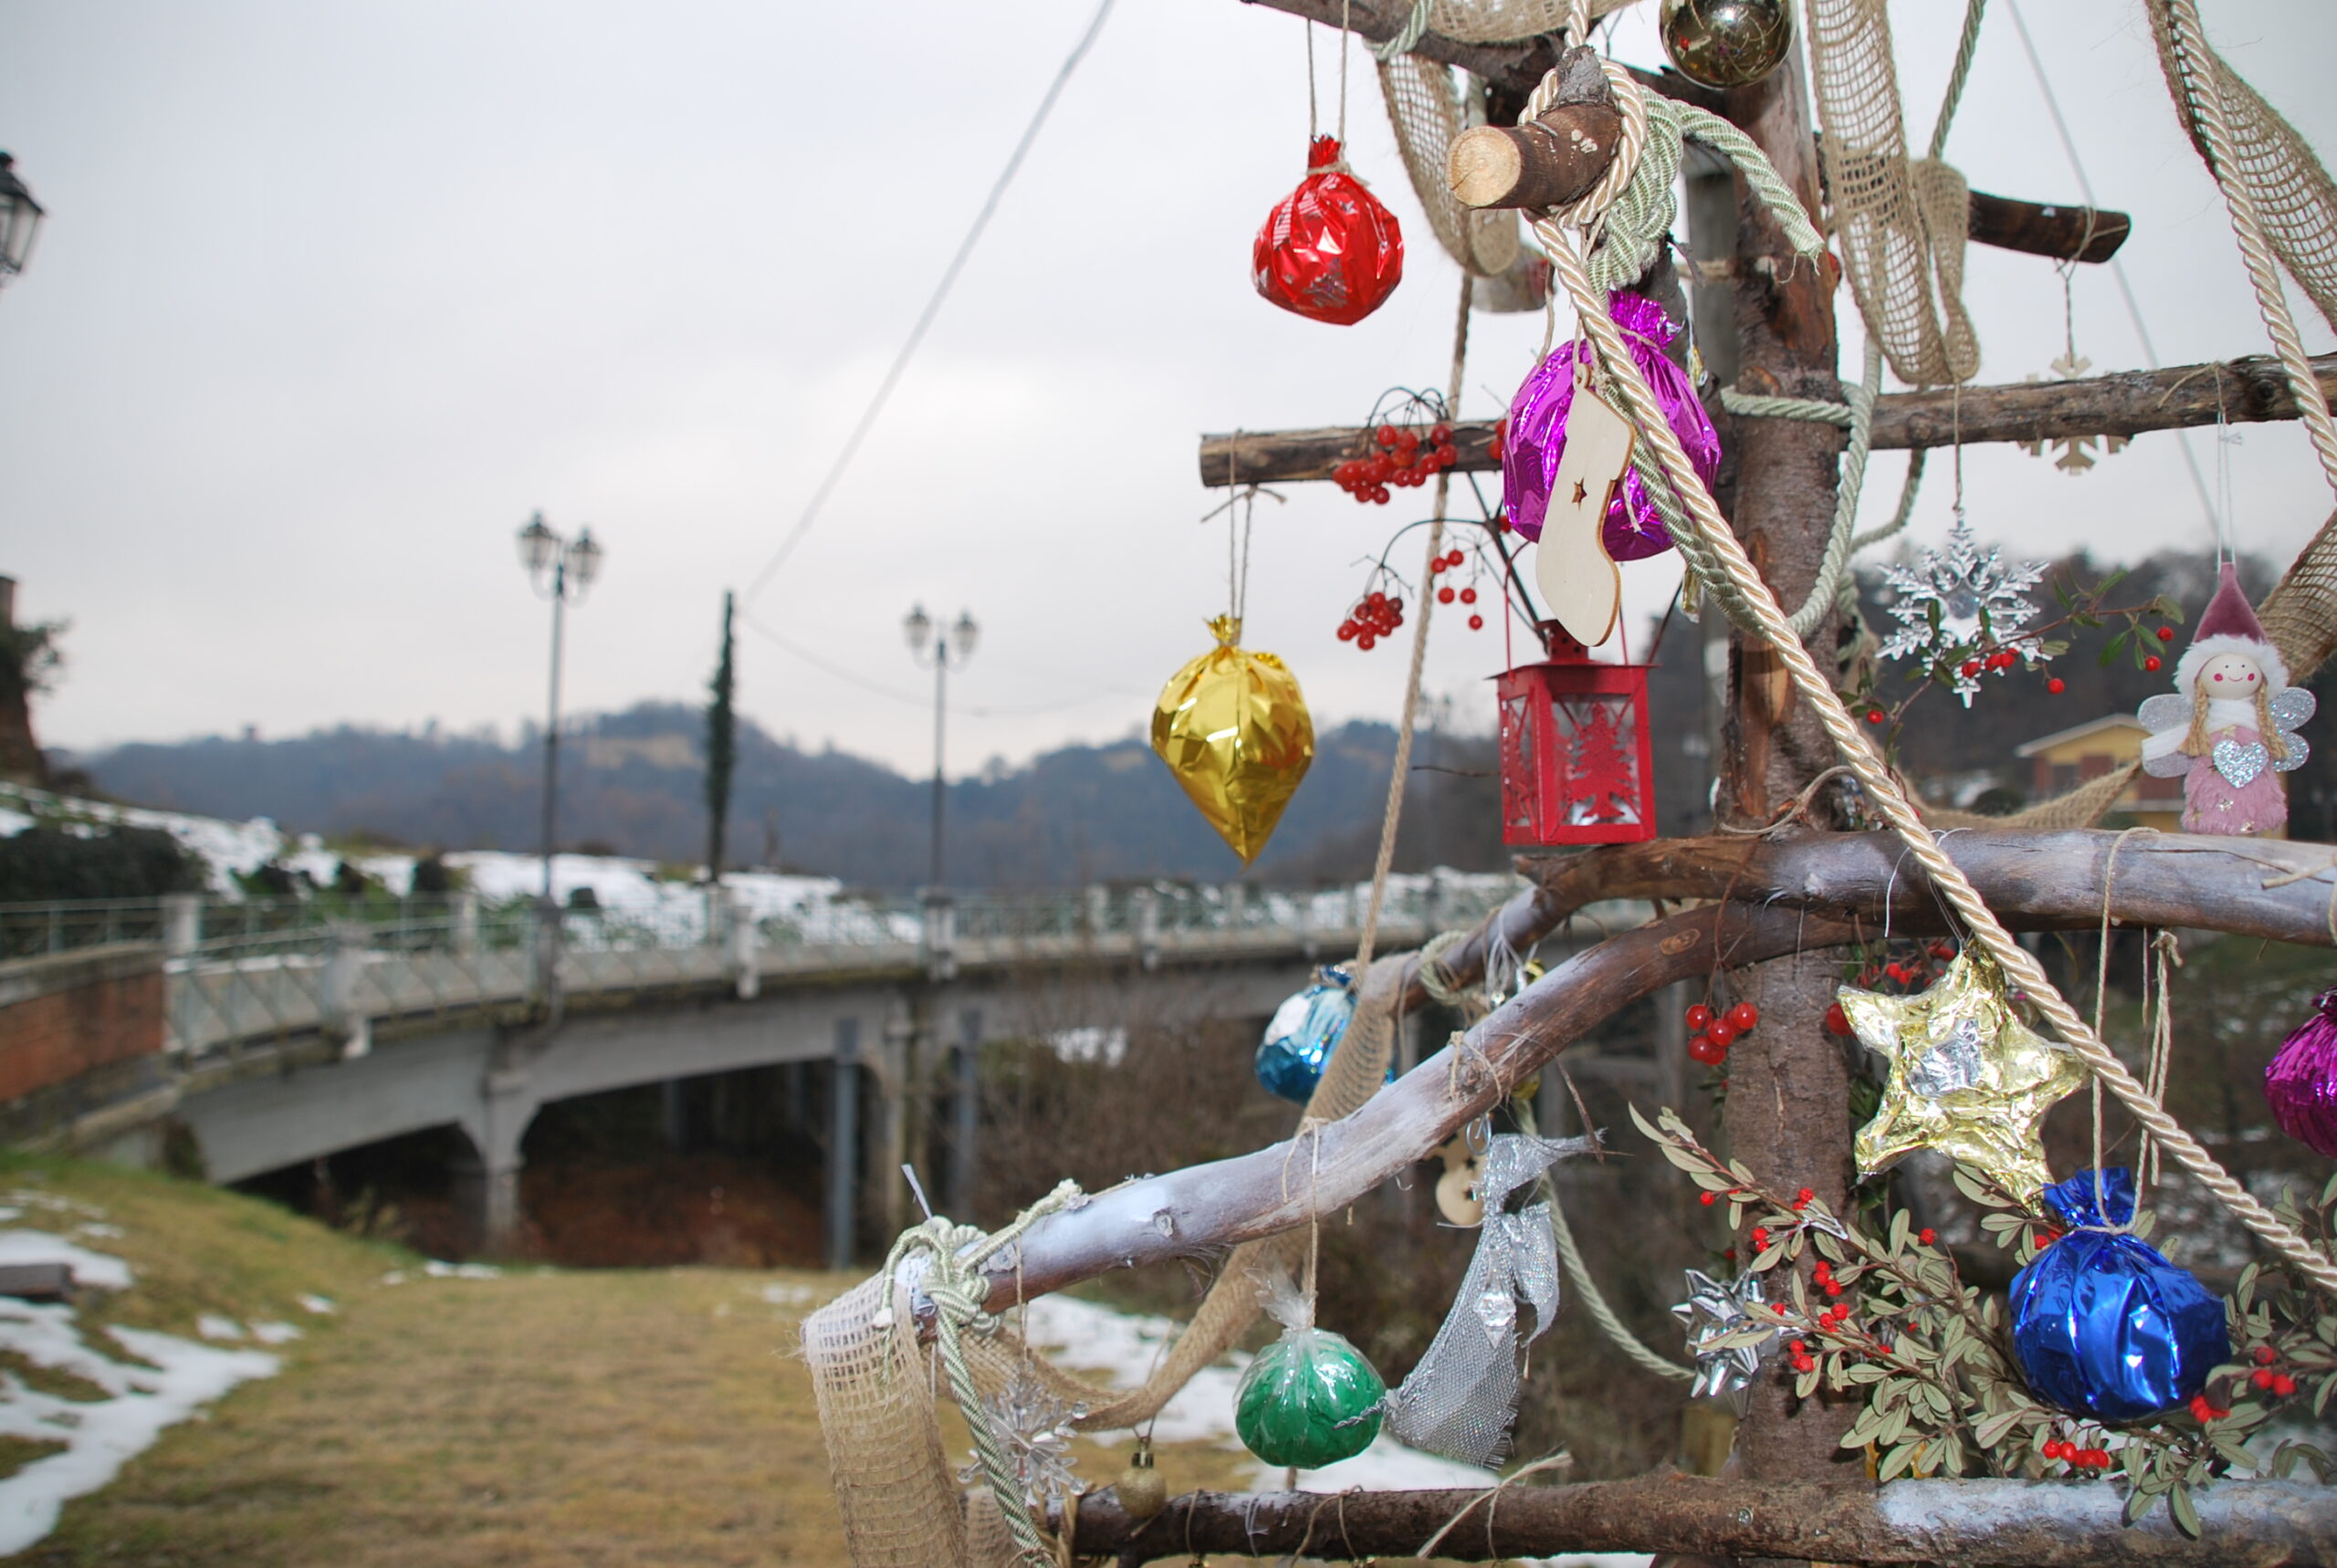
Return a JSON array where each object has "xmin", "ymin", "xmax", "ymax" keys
[
  {"xmin": 904, "ymin": 606, "xmax": 978, "ymax": 889},
  {"xmin": 517, "ymin": 512, "xmax": 603, "ymax": 915},
  {"xmin": 0, "ymin": 153, "xmax": 46, "ymax": 290}
]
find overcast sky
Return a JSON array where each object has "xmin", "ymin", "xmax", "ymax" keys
[{"xmin": 4, "ymin": 0, "xmax": 2334, "ymax": 779}]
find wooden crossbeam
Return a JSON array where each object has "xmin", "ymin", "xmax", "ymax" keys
[
  {"xmin": 1197, "ymin": 350, "xmax": 2337, "ymax": 486},
  {"xmin": 1225, "ymin": 0, "xmax": 2129, "ymax": 263},
  {"xmin": 1056, "ymin": 1476, "xmax": 2337, "ymax": 1564}
]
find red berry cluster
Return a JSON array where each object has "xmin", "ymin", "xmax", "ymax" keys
[
  {"xmin": 2043, "ymin": 1438, "xmax": 2112, "ymax": 1469},
  {"xmin": 1828, "ymin": 943, "xmax": 1954, "ymax": 1039},
  {"xmin": 1429, "ymin": 548, "xmax": 1488, "ymax": 631},
  {"xmin": 1685, "ymin": 1000, "xmax": 1759, "ymax": 1067},
  {"xmin": 1334, "ymin": 422, "xmax": 1460, "ymax": 506},
  {"xmin": 1957, "ymin": 648, "xmax": 2028, "ymax": 682},
  {"xmin": 1337, "ymin": 586, "xmax": 1406, "ymax": 651},
  {"xmin": 2248, "ymin": 1343, "xmax": 2300, "ymax": 1398}
]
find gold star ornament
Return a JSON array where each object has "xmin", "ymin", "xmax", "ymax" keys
[{"xmin": 1841, "ymin": 948, "xmax": 2088, "ymax": 1205}]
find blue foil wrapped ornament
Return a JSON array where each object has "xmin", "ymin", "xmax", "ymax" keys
[
  {"xmin": 1254, "ymin": 966, "xmax": 1373, "ymax": 1103},
  {"xmin": 2008, "ymin": 1168, "xmax": 2229, "ymax": 1422}
]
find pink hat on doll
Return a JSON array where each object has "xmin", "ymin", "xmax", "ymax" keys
[{"xmin": 2173, "ymin": 563, "xmax": 2289, "ymax": 697}]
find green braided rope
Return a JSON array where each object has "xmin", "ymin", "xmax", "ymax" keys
[
  {"xmin": 1927, "ymin": 0, "xmax": 1991, "ymax": 162},
  {"xmin": 876, "ymin": 1178, "xmax": 1086, "ymax": 1568},
  {"xmin": 1373, "ymin": 0, "xmax": 1432, "ymax": 61}
]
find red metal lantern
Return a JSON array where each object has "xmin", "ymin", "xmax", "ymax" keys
[{"xmin": 1495, "ymin": 623, "xmax": 1657, "ymax": 845}]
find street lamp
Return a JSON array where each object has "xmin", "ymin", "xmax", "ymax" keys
[
  {"xmin": 517, "ymin": 511, "xmax": 603, "ymax": 912},
  {"xmin": 905, "ymin": 605, "xmax": 978, "ymax": 888},
  {"xmin": 0, "ymin": 154, "xmax": 46, "ymax": 288}
]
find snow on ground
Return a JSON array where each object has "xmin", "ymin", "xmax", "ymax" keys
[
  {"xmin": 1018, "ymin": 1296, "xmax": 1496, "ymax": 1493},
  {"xmin": 0, "ymin": 1214, "xmax": 279, "ymax": 1555}
]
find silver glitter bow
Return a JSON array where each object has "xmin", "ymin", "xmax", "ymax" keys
[
  {"xmin": 1671, "ymin": 1268, "xmax": 1780, "ymax": 1413},
  {"xmin": 1387, "ymin": 1131, "xmax": 1595, "ymax": 1465}
]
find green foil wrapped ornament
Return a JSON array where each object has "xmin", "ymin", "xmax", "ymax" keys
[{"xmin": 1233, "ymin": 1273, "xmax": 1386, "ymax": 1469}]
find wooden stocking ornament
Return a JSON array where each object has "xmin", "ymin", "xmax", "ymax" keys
[{"xmin": 1532, "ymin": 361, "xmax": 1636, "ymax": 648}]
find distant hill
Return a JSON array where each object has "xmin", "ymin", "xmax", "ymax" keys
[{"xmin": 70, "ymin": 706, "xmax": 1525, "ymax": 891}]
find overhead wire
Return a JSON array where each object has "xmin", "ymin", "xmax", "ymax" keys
[
  {"xmin": 2001, "ymin": 0, "xmax": 2221, "ymax": 536},
  {"xmin": 738, "ymin": 0, "xmax": 1117, "ymax": 609}
]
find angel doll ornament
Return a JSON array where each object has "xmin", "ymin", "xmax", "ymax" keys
[{"xmin": 2140, "ymin": 564, "xmax": 2313, "ymax": 836}]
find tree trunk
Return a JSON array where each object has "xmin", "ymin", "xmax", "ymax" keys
[{"xmin": 1713, "ymin": 49, "xmax": 1860, "ymax": 1483}]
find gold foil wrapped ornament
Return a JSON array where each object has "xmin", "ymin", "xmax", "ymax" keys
[
  {"xmin": 1151, "ymin": 614, "xmax": 1315, "ymax": 864},
  {"xmin": 1840, "ymin": 948, "xmax": 2088, "ymax": 1205}
]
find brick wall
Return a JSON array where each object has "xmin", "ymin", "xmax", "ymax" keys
[{"xmin": 0, "ymin": 946, "xmax": 164, "ymax": 1106}]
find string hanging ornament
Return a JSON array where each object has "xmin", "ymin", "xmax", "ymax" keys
[
  {"xmin": 1252, "ymin": 8, "xmax": 1404, "ymax": 325},
  {"xmin": 1150, "ymin": 486, "xmax": 1315, "ymax": 863}
]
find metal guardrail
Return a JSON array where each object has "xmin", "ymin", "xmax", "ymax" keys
[{"xmin": 0, "ymin": 878, "xmax": 1518, "ymax": 1060}]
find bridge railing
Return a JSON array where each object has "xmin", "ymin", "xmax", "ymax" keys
[{"xmin": 127, "ymin": 873, "xmax": 1527, "ymax": 1057}]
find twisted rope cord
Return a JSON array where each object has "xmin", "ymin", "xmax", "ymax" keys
[
  {"xmin": 1924, "ymin": 0, "xmax": 1989, "ymax": 162},
  {"xmin": 1357, "ymin": 272, "xmax": 1474, "ymax": 971},
  {"xmin": 1525, "ymin": 69, "xmax": 2337, "ymax": 1297},
  {"xmin": 2159, "ymin": 0, "xmax": 2337, "ymax": 504},
  {"xmin": 876, "ymin": 1180, "xmax": 1087, "ymax": 1568}
]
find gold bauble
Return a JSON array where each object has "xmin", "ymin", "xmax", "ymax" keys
[
  {"xmin": 1659, "ymin": 0, "xmax": 1794, "ymax": 90},
  {"xmin": 1151, "ymin": 615, "xmax": 1314, "ymax": 864},
  {"xmin": 1113, "ymin": 1443, "xmax": 1168, "ymax": 1522},
  {"xmin": 1840, "ymin": 948, "xmax": 2088, "ymax": 1205}
]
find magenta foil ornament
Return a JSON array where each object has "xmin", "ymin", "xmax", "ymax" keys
[
  {"xmin": 1503, "ymin": 291, "xmax": 1718, "ymax": 561},
  {"xmin": 2267, "ymin": 988, "xmax": 2337, "ymax": 1157}
]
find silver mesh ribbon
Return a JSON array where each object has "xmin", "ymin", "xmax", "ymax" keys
[{"xmin": 1386, "ymin": 1132, "xmax": 1595, "ymax": 1465}]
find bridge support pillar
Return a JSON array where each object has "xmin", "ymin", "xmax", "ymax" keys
[
  {"xmin": 459, "ymin": 1069, "xmax": 536, "ymax": 1255},
  {"xmin": 825, "ymin": 1019, "xmax": 860, "ymax": 1270},
  {"xmin": 948, "ymin": 1006, "xmax": 981, "ymax": 1219}
]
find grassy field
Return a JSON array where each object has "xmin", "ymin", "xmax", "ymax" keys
[{"xmin": 0, "ymin": 1159, "xmax": 1287, "ymax": 1567}]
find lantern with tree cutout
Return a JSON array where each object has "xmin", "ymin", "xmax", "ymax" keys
[{"xmin": 1495, "ymin": 622, "xmax": 1657, "ymax": 846}]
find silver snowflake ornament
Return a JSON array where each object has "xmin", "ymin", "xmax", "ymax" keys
[
  {"xmin": 1874, "ymin": 517, "xmax": 2049, "ymax": 706},
  {"xmin": 959, "ymin": 1364, "xmax": 1086, "ymax": 1510},
  {"xmin": 1672, "ymin": 1268, "xmax": 1780, "ymax": 1411}
]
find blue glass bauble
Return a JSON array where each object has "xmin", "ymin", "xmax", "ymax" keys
[
  {"xmin": 2008, "ymin": 1168, "xmax": 2230, "ymax": 1422},
  {"xmin": 1254, "ymin": 966, "xmax": 1374, "ymax": 1103}
]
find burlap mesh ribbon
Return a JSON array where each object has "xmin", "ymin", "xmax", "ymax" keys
[
  {"xmin": 1378, "ymin": 55, "xmax": 1522, "ymax": 279},
  {"xmin": 2148, "ymin": 5, "xmax": 2337, "ymax": 337},
  {"xmin": 1802, "ymin": 0, "xmax": 1979, "ymax": 387}
]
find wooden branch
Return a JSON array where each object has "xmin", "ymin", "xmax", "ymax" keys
[
  {"xmin": 1969, "ymin": 186, "xmax": 2130, "ymax": 264},
  {"xmin": 1225, "ymin": 0, "xmax": 2126, "ymax": 264},
  {"xmin": 972, "ymin": 901, "xmax": 1844, "ymax": 1314},
  {"xmin": 1056, "ymin": 1476, "xmax": 2337, "ymax": 1563},
  {"xmin": 1196, "ymin": 352, "xmax": 2337, "ymax": 485},
  {"xmin": 1448, "ymin": 104, "xmax": 1622, "ymax": 210},
  {"xmin": 1520, "ymin": 829, "xmax": 2337, "ymax": 949}
]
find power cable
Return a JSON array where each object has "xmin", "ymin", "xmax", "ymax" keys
[
  {"xmin": 739, "ymin": 0, "xmax": 1117, "ymax": 608},
  {"xmin": 2002, "ymin": 0, "xmax": 2221, "ymax": 535}
]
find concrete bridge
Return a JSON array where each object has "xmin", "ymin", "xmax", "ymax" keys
[{"xmin": 3, "ymin": 878, "xmax": 1518, "ymax": 1260}]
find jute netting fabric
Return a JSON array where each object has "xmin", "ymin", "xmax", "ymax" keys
[
  {"xmin": 802, "ymin": 954, "xmax": 1410, "ymax": 1567},
  {"xmin": 2149, "ymin": 3, "xmax": 2337, "ymax": 337},
  {"xmin": 1379, "ymin": 54, "xmax": 1522, "ymax": 278},
  {"xmin": 1802, "ymin": 0, "xmax": 1978, "ymax": 387}
]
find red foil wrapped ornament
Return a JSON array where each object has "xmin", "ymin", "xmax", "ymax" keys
[
  {"xmin": 1252, "ymin": 138, "xmax": 1403, "ymax": 326},
  {"xmin": 2267, "ymin": 988, "xmax": 2337, "ymax": 1157}
]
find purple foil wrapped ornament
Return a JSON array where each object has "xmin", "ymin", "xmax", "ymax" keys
[
  {"xmin": 1503, "ymin": 291, "xmax": 1719, "ymax": 561},
  {"xmin": 2267, "ymin": 988, "xmax": 2337, "ymax": 1157}
]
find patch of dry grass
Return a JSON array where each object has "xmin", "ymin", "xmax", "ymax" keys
[{"xmin": 28, "ymin": 1266, "xmax": 854, "ymax": 1567}]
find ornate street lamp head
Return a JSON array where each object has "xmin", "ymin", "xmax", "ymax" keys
[
  {"xmin": 517, "ymin": 512, "xmax": 559, "ymax": 579},
  {"xmin": 0, "ymin": 154, "xmax": 43, "ymax": 287}
]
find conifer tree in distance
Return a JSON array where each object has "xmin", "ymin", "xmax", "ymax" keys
[{"xmin": 705, "ymin": 591, "xmax": 737, "ymax": 882}]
